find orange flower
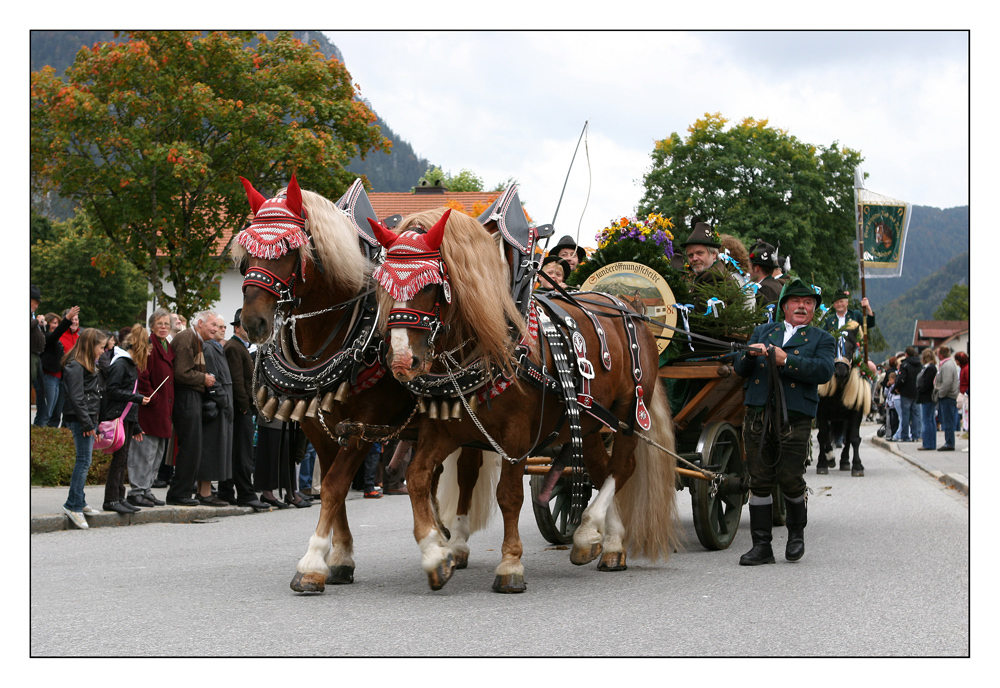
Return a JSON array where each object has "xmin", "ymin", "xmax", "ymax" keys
[{"xmin": 620, "ymin": 218, "xmax": 628, "ymax": 227}]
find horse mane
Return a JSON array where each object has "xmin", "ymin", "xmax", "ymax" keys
[
  {"xmin": 230, "ymin": 187, "xmax": 370, "ymax": 295},
  {"xmin": 384, "ymin": 207, "xmax": 526, "ymax": 377}
]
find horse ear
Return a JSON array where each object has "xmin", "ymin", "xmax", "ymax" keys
[
  {"xmin": 424, "ymin": 208, "xmax": 451, "ymax": 251},
  {"xmin": 239, "ymin": 177, "xmax": 267, "ymax": 215},
  {"xmin": 367, "ymin": 217, "xmax": 399, "ymax": 248},
  {"xmin": 285, "ymin": 173, "xmax": 303, "ymax": 217}
]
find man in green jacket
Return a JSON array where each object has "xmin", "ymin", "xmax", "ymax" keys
[
  {"xmin": 734, "ymin": 278, "xmax": 836, "ymax": 566},
  {"xmin": 821, "ymin": 290, "xmax": 875, "ymax": 334}
]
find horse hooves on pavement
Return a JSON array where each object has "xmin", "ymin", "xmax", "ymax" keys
[
  {"xmin": 427, "ymin": 555, "xmax": 455, "ymax": 591},
  {"xmin": 570, "ymin": 542, "xmax": 602, "ymax": 566},
  {"xmin": 839, "ymin": 463, "xmax": 851, "ymax": 471},
  {"xmin": 290, "ymin": 570, "xmax": 326, "ymax": 594},
  {"xmin": 816, "ymin": 465, "xmax": 828, "ymax": 475},
  {"xmin": 597, "ymin": 551, "xmax": 628, "ymax": 572},
  {"xmin": 492, "ymin": 573, "xmax": 526, "ymax": 593},
  {"xmin": 452, "ymin": 551, "xmax": 469, "ymax": 569},
  {"xmin": 326, "ymin": 565, "xmax": 355, "ymax": 585},
  {"xmin": 851, "ymin": 468, "xmax": 865, "ymax": 477}
]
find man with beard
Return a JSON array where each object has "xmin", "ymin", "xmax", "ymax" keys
[
  {"xmin": 734, "ymin": 278, "xmax": 835, "ymax": 567},
  {"xmin": 682, "ymin": 222, "xmax": 738, "ymax": 315}
]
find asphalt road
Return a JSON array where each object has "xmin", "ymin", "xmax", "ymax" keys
[{"xmin": 30, "ymin": 427, "xmax": 968, "ymax": 658}]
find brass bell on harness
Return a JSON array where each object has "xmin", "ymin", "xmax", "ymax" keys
[
  {"xmin": 256, "ymin": 386, "xmax": 269, "ymax": 409},
  {"xmin": 451, "ymin": 400, "xmax": 462, "ymax": 420},
  {"xmin": 304, "ymin": 396, "xmax": 320, "ymax": 419},
  {"xmin": 260, "ymin": 395, "xmax": 279, "ymax": 422},
  {"xmin": 439, "ymin": 401, "xmax": 451, "ymax": 421},
  {"xmin": 274, "ymin": 398, "xmax": 294, "ymax": 422},
  {"xmin": 334, "ymin": 381, "xmax": 350, "ymax": 403},
  {"xmin": 417, "ymin": 397, "xmax": 428, "ymax": 414},
  {"xmin": 320, "ymin": 391, "xmax": 336, "ymax": 413},
  {"xmin": 468, "ymin": 395, "xmax": 479, "ymax": 413},
  {"xmin": 427, "ymin": 400, "xmax": 439, "ymax": 420},
  {"xmin": 290, "ymin": 399, "xmax": 308, "ymax": 423}
]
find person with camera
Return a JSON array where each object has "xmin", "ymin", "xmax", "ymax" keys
[
  {"xmin": 192, "ymin": 314, "xmax": 234, "ymax": 506},
  {"xmin": 166, "ymin": 311, "xmax": 219, "ymax": 506}
]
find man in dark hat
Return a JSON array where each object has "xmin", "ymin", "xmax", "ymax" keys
[
  {"xmin": 748, "ymin": 240, "xmax": 786, "ymax": 306},
  {"xmin": 547, "ymin": 235, "xmax": 586, "ymax": 274},
  {"xmin": 682, "ymin": 222, "xmax": 737, "ymax": 314},
  {"xmin": 219, "ymin": 308, "xmax": 270, "ymax": 511},
  {"xmin": 733, "ymin": 277, "xmax": 836, "ymax": 567},
  {"xmin": 820, "ymin": 290, "xmax": 875, "ymax": 334}
]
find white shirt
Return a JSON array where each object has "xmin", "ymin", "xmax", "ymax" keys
[{"xmin": 782, "ymin": 321, "xmax": 806, "ymax": 346}]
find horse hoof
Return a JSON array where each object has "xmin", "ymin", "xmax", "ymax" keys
[
  {"xmin": 453, "ymin": 551, "xmax": 469, "ymax": 569},
  {"xmin": 427, "ymin": 555, "xmax": 455, "ymax": 591},
  {"xmin": 839, "ymin": 463, "xmax": 850, "ymax": 471},
  {"xmin": 491, "ymin": 573, "xmax": 526, "ymax": 593},
  {"xmin": 852, "ymin": 467, "xmax": 865, "ymax": 477},
  {"xmin": 597, "ymin": 551, "xmax": 627, "ymax": 572},
  {"xmin": 290, "ymin": 571, "xmax": 326, "ymax": 594},
  {"xmin": 326, "ymin": 565, "xmax": 355, "ymax": 585},
  {"xmin": 570, "ymin": 542, "xmax": 602, "ymax": 566},
  {"xmin": 816, "ymin": 465, "xmax": 828, "ymax": 475}
]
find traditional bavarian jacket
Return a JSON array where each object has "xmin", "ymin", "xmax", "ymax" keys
[
  {"xmin": 755, "ymin": 275, "xmax": 784, "ymax": 306},
  {"xmin": 821, "ymin": 307, "xmax": 875, "ymax": 333},
  {"xmin": 734, "ymin": 321, "xmax": 836, "ymax": 418},
  {"xmin": 224, "ymin": 335, "xmax": 254, "ymax": 415}
]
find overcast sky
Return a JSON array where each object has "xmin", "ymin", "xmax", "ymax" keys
[{"xmin": 327, "ymin": 30, "xmax": 968, "ymax": 249}]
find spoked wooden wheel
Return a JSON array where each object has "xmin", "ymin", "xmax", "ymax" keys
[
  {"xmin": 530, "ymin": 471, "xmax": 593, "ymax": 545},
  {"xmin": 691, "ymin": 421, "xmax": 747, "ymax": 550}
]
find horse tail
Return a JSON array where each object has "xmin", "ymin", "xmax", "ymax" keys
[
  {"xmin": 818, "ymin": 375, "xmax": 837, "ymax": 397},
  {"xmin": 614, "ymin": 382, "xmax": 680, "ymax": 561},
  {"xmin": 842, "ymin": 368, "xmax": 872, "ymax": 415},
  {"xmin": 436, "ymin": 449, "xmax": 499, "ymax": 534}
]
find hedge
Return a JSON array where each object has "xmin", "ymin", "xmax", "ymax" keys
[{"xmin": 30, "ymin": 426, "xmax": 112, "ymax": 486}]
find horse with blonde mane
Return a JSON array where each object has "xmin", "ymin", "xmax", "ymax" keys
[
  {"xmin": 370, "ymin": 206, "xmax": 679, "ymax": 593},
  {"xmin": 816, "ymin": 322, "xmax": 871, "ymax": 477},
  {"xmin": 233, "ymin": 176, "xmax": 496, "ymax": 593}
]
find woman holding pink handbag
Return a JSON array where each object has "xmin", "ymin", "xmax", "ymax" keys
[
  {"xmin": 99, "ymin": 325, "xmax": 151, "ymax": 515},
  {"xmin": 60, "ymin": 328, "xmax": 109, "ymax": 529}
]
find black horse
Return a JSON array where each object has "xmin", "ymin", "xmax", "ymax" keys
[{"xmin": 816, "ymin": 324, "xmax": 871, "ymax": 477}]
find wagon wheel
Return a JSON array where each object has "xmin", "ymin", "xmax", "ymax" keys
[
  {"xmin": 690, "ymin": 421, "xmax": 747, "ymax": 550},
  {"xmin": 530, "ymin": 467, "xmax": 593, "ymax": 545}
]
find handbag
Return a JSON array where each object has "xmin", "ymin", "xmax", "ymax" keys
[{"xmin": 94, "ymin": 381, "xmax": 137, "ymax": 454}]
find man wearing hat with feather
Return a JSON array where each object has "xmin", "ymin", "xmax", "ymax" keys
[
  {"xmin": 681, "ymin": 221, "xmax": 739, "ymax": 314},
  {"xmin": 748, "ymin": 240, "xmax": 788, "ymax": 306},
  {"xmin": 734, "ymin": 277, "xmax": 836, "ymax": 567}
]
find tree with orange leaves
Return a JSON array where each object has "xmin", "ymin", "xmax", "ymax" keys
[{"xmin": 31, "ymin": 31, "xmax": 388, "ymax": 318}]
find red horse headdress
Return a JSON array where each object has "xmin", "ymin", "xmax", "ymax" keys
[
  {"xmin": 370, "ymin": 209, "xmax": 452, "ymax": 303},
  {"xmin": 237, "ymin": 174, "xmax": 310, "ymax": 260}
]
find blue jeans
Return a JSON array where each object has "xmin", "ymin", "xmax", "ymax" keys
[
  {"xmin": 363, "ymin": 445, "xmax": 382, "ymax": 492},
  {"xmin": 938, "ymin": 397, "xmax": 957, "ymax": 447},
  {"xmin": 63, "ymin": 421, "xmax": 95, "ymax": 512},
  {"xmin": 919, "ymin": 401, "xmax": 936, "ymax": 449},
  {"xmin": 893, "ymin": 396, "xmax": 919, "ymax": 441},
  {"xmin": 299, "ymin": 442, "xmax": 317, "ymax": 491},
  {"xmin": 34, "ymin": 373, "xmax": 61, "ymax": 427}
]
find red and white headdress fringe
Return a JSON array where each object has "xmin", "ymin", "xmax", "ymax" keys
[
  {"xmin": 372, "ymin": 229, "xmax": 448, "ymax": 302},
  {"xmin": 237, "ymin": 175, "xmax": 310, "ymax": 260}
]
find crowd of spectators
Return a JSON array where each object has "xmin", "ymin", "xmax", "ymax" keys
[{"xmin": 31, "ymin": 286, "xmax": 402, "ymax": 530}]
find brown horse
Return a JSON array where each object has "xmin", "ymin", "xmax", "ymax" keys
[
  {"xmin": 369, "ymin": 207, "xmax": 679, "ymax": 593},
  {"xmin": 232, "ymin": 177, "xmax": 495, "ymax": 593}
]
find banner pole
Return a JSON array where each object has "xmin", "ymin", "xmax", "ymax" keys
[{"xmin": 855, "ymin": 179, "xmax": 869, "ymax": 364}]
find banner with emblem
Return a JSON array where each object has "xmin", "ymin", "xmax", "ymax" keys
[{"xmin": 856, "ymin": 184, "xmax": 911, "ymax": 278}]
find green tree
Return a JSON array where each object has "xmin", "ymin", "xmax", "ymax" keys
[
  {"xmin": 638, "ymin": 113, "xmax": 864, "ymax": 298},
  {"xmin": 30, "ymin": 211, "xmax": 149, "ymax": 331},
  {"xmin": 31, "ymin": 31, "xmax": 388, "ymax": 319},
  {"xmin": 933, "ymin": 283, "xmax": 969, "ymax": 320},
  {"xmin": 415, "ymin": 166, "xmax": 486, "ymax": 192}
]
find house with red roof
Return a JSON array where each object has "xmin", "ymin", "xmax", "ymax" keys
[{"xmin": 912, "ymin": 319, "xmax": 969, "ymax": 354}]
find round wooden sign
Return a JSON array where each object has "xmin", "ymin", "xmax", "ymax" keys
[{"xmin": 580, "ymin": 261, "xmax": 677, "ymax": 353}]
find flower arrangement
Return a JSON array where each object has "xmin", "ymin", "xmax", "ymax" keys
[{"xmin": 596, "ymin": 213, "xmax": 676, "ymax": 258}]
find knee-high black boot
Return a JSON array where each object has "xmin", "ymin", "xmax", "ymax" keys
[
  {"xmin": 785, "ymin": 498, "xmax": 807, "ymax": 562},
  {"xmin": 739, "ymin": 503, "xmax": 775, "ymax": 566}
]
